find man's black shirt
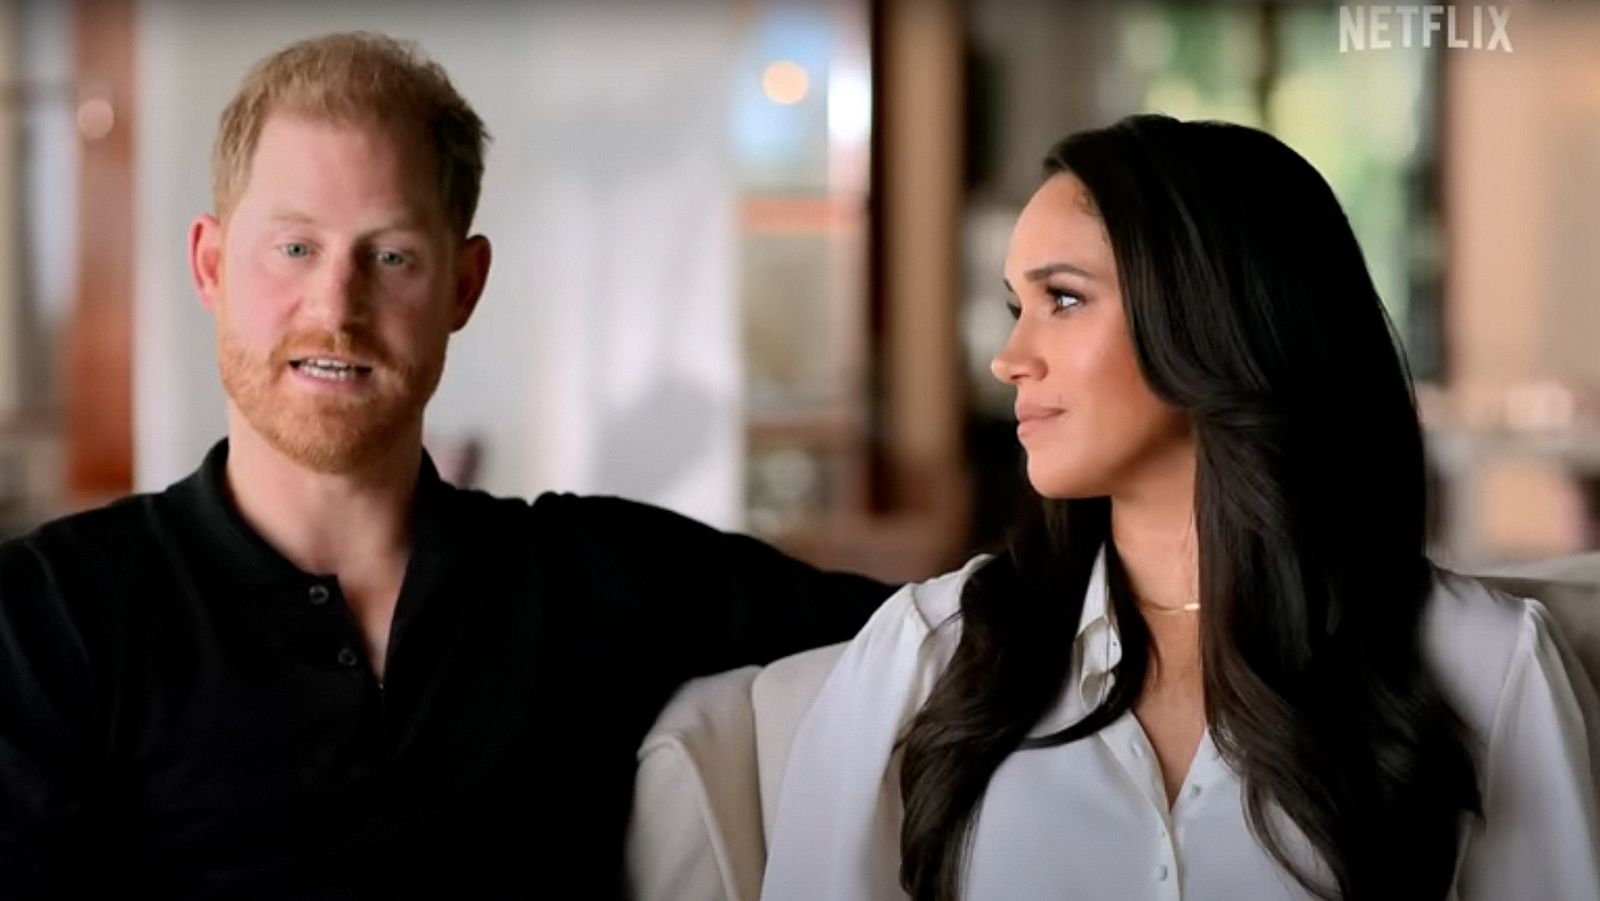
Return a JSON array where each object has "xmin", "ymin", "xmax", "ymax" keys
[{"xmin": 0, "ymin": 440, "xmax": 892, "ymax": 898}]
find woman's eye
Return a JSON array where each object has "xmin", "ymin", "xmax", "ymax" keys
[
  {"xmin": 1004, "ymin": 290, "xmax": 1080, "ymax": 320},
  {"xmin": 280, "ymin": 242, "xmax": 311, "ymax": 259},
  {"xmin": 1048, "ymin": 289, "xmax": 1083, "ymax": 313},
  {"xmin": 375, "ymin": 250, "xmax": 409, "ymax": 267}
]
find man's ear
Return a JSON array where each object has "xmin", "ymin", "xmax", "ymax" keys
[
  {"xmin": 189, "ymin": 214, "xmax": 224, "ymax": 313},
  {"xmin": 451, "ymin": 234, "xmax": 492, "ymax": 332}
]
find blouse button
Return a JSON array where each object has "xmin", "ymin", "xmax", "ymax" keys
[
  {"xmin": 336, "ymin": 645, "xmax": 360, "ymax": 668},
  {"xmin": 308, "ymin": 584, "xmax": 331, "ymax": 606},
  {"xmin": 1155, "ymin": 863, "xmax": 1169, "ymax": 882},
  {"xmin": 1188, "ymin": 784, "xmax": 1202, "ymax": 799}
]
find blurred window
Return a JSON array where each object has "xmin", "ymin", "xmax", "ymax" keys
[
  {"xmin": 733, "ymin": 0, "xmax": 872, "ymax": 537},
  {"xmin": 1120, "ymin": 1, "xmax": 1443, "ymax": 377}
]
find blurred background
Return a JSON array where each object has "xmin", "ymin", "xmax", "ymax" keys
[{"xmin": 1, "ymin": 0, "xmax": 1597, "ymax": 583}]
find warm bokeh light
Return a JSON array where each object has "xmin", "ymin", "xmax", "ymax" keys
[
  {"xmin": 762, "ymin": 60, "xmax": 810, "ymax": 105},
  {"xmin": 75, "ymin": 97, "xmax": 115, "ymax": 142}
]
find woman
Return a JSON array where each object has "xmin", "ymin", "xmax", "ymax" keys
[{"xmin": 760, "ymin": 115, "xmax": 1600, "ymax": 901}]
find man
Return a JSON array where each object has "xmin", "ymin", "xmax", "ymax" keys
[{"xmin": 0, "ymin": 33, "xmax": 890, "ymax": 897}]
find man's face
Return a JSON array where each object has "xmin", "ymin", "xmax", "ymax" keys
[{"xmin": 190, "ymin": 113, "xmax": 488, "ymax": 473}]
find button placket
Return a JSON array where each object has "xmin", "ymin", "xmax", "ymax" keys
[
  {"xmin": 1154, "ymin": 840, "xmax": 1180, "ymax": 895},
  {"xmin": 1157, "ymin": 803, "xmax": 1181, "ymax": 889},
  {"xmin": 1100, "ymin": 715, "xmax": 1171, "ymax": 824}
]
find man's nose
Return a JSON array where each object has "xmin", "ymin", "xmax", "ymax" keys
[{"xmin": 303, "ymin": 254, "xmax": 368, "ymax": 329}]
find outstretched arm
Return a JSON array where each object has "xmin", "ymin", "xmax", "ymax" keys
[{"xmin": 536, "ymin": 493, "xmax": 897, "ymax": 681}]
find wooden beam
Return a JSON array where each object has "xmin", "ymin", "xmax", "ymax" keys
[
  {"xmin": 65, "ymin": 0, "xmax": 134, "ymax": 499},
  {"xmin": 877, "ymin": 0, "xmax": 965, "ymax": 517}
]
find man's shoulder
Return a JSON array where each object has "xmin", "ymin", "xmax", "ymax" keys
[
  {"xmin": 454, "ymin": 486, "xmax": 626, "ymax": 517},
  {"xmin": 4, "ymin": 491, "xmax": 164, "ymax": 567},
  {"xmin": 525, "ymin": 490, "xmax": 686, "ymax": 521},
  {"xmin": 520, "ymin": 490, "xmax": 726, "ymax": 541},
  {"xmin": 444, "ymin": 486, "xmax": 631, "ymax": 540},
  {"xmin": 0, "ymin": 492, "xmax": 167, "ymax": 640},
  {"xmin": 437, "ymin": 488, "xmax": 678, "ymax": 557}
]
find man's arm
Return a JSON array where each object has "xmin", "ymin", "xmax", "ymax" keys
[
  {"xmin": 536, "ymin": 493, "xmax": 897, "ymax": 680},
  {"xmin": 0, "ymin": 536, "xmax": 102, "ymax": 897}
]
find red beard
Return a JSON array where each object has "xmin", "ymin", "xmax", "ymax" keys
[{"xmin": 217, "ymin": 319, "xmax": 445, "ymax": 474}]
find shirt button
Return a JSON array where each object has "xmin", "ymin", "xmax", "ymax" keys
[
  {"xmin": 1188, "ymin": 784, "xmax": 1202, "ymax": 799},
  {"xmin": 308, "ymin": 584, "xmax": 331, "ymax": 605},
  {"xmin": 336, "ymin": 645, "xmax": 359, "ymax": 668},
  {"xmin": 1155, "ymin": 863, "xmax": 1169, "ymax": 882}
]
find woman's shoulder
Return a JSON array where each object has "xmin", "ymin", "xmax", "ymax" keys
[
  {"xmin": 848, "ymin": 553, "xmax": 987, "ymax": 639},
  {"xmin": 1420, "ymin": 567, "xmax": 1562, "ymax": 730},
  {"xmin": 763, "ymin": 565, "xmax": 993, "ymax": 899},
  {"xmin": 1423, "ymin": 567, "xmax": 1532, "ymax": 646},
  {"xmin": 822, "ymin": 554, "xmax": 990, "ymax": 693},
  {"xmin": 902, "ymin": 553, "xmax": 989, "ymax": 630}
]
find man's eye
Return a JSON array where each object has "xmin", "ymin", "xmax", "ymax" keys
[
  {"xmin": 280, "ymin": 242, "xmax": 311, "ymax": 259},
  {"xmin": 375, "ymin": 250, "xmax": 409, "ymax": 267},
  {"xmin": 1005, "ymin": 299, "xmax": 1021, "ymax": 321}
]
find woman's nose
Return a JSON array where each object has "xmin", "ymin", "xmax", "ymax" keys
[{"xmin": 990, "ymin": 326, "xmax": 1043, "ymax": 384}]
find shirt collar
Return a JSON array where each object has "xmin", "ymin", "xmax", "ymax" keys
[
  {"xmin": 164, "ymin": 438, "xmax": 453, "ymax": 590},
  {"xmin": 1021, "ymin": 542, "xmax": 1121, "ymax": 738},
  {"xmin": 1073, "ymin": 543, "xmax": 1122, "ymax": 707}
]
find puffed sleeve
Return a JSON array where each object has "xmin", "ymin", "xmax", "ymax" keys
[{"xmin": 1457, "ymin": 599, "xmax": 1600, "ymax": 900}]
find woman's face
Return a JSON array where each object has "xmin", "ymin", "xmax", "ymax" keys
[{"xmin": 993, "ymin": 173, "xmax": 1192, "ymax": 500}]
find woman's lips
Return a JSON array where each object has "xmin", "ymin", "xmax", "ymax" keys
[{"xmin": 1015, "ymin": 404, "xmax": 1064, "ymax": 438}]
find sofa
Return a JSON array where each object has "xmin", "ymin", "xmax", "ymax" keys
[{"xmin": 623, "ymin": 555, "xmax": 1600, "ymax": 901}]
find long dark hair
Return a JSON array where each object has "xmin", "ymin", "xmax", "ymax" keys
[{"xmin": 897, "ymin": 114, "xmax": 1480, "ymax": 901}]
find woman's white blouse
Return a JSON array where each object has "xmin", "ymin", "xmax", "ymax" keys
[{"xmin": 760, "ymin": 550, "xmax": 1600, "ymax": 901}]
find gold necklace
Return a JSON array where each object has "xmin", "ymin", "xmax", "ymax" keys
[{"xmin": 1133, "ymin": 595, "xmax": 1201, "ymax": 615}]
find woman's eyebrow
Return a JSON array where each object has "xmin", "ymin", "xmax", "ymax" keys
[
  {"xmin": 1004, "ymin": 261, "xmax": 1096, "ymax": 294},
  {"xmin": 1024, "ymin": 261, "xmax": 1095, "ymax": 282}
]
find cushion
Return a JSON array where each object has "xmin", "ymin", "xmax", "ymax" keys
[{"xmin": 626, "ymin": 666, "xmax": 764, "ymax": 901}]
